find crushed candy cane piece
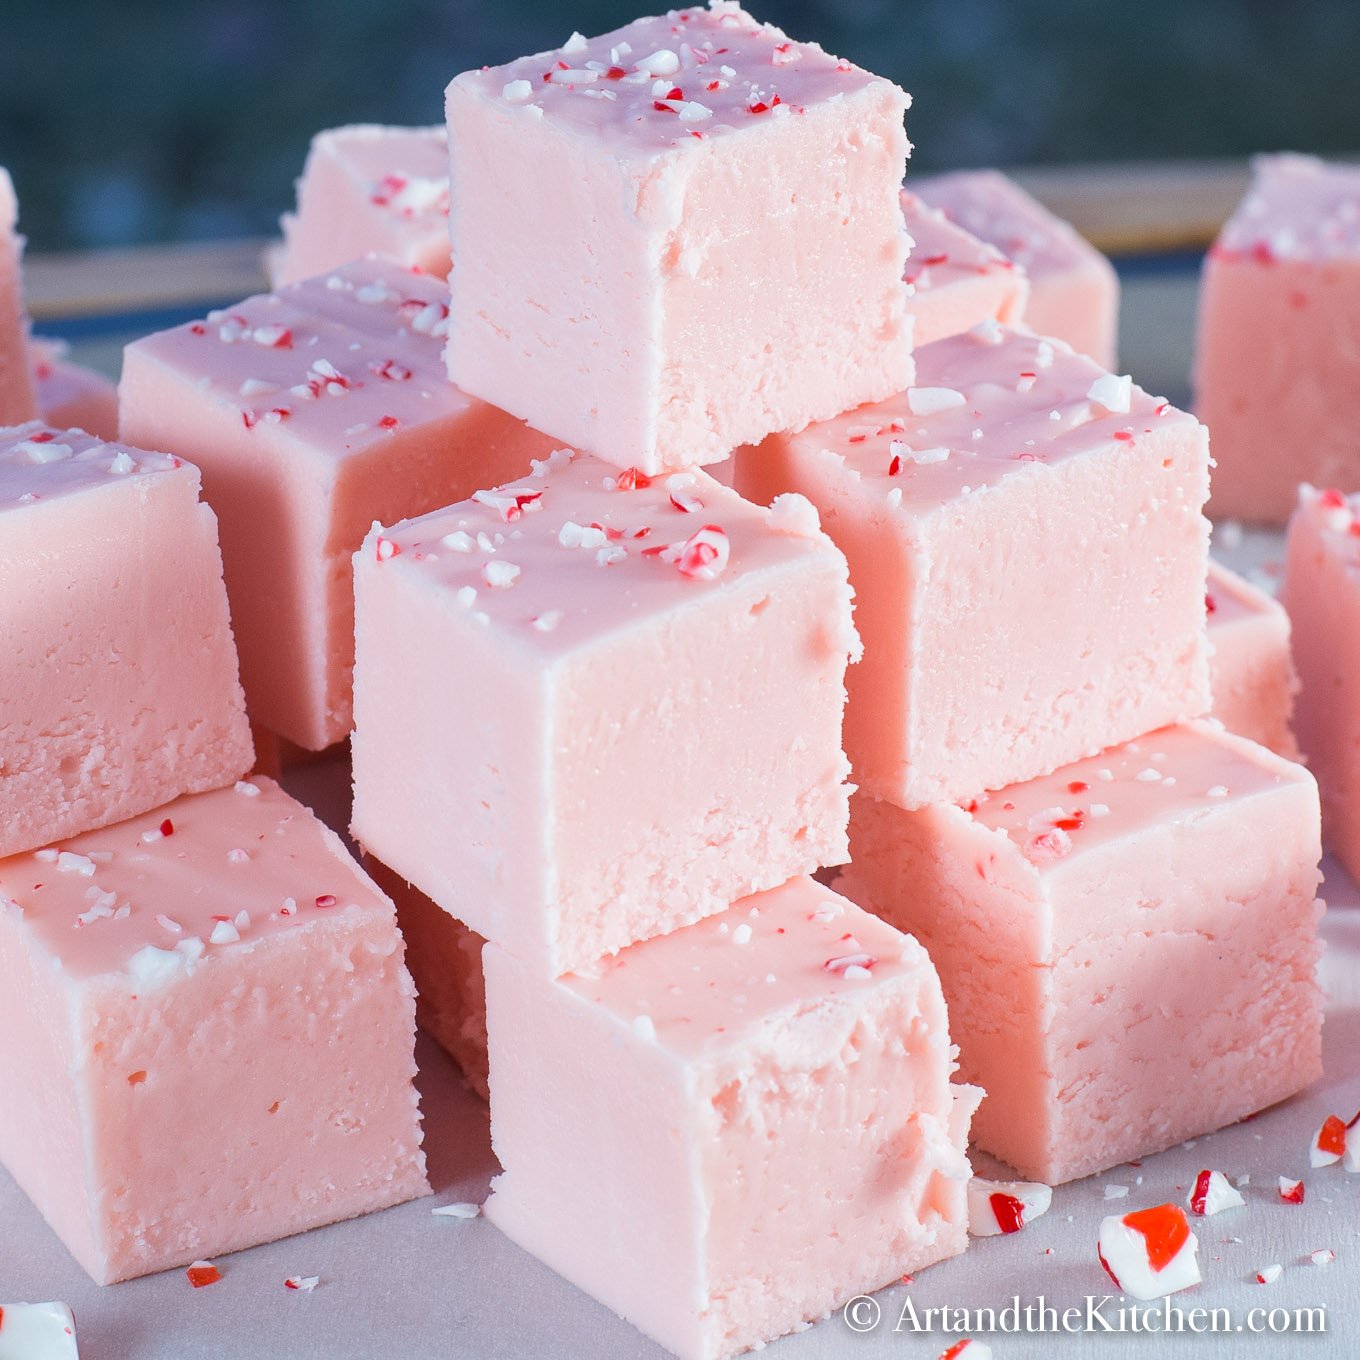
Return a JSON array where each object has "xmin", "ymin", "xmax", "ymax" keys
[
  {"xmin": 186, "ymin": 1260, "xmax": 221, "ymax": 1288},
  {"xmin": 1279, "ymin": 1176, "xmax": 1305, "ymax": 1204},
  {"xmin": 1255, "ymin": 1264, "xmax": 1283, "ymax": 1285},
  {"xmin": 431, "ymin": 1202, "xmax": 481, "ymax": 1220},
  {"xmin": 284, "ymin": 1275, "xmax": 320, "ymax": 1292},
  {"xmin": 1311, "ymin": 1115, "xmax": 1347, "ymax": 1167},
  {"xmin": 1097, "ymin": 1204, "xmax": 1200, "ymax": 1301},
  {"xmin": 1187, "ymin": 1169, "xmax": 1244, "ymax": 1217},
  {"xmin": 967, "ymin": 1176, "xmax": 1052, "ymax": 1235},
  {"xmin": 1309, "ymin": 1248, "xmax": 1335, "ymax": 1267}
]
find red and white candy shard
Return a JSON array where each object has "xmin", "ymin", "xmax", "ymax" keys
[
  {"xmin": 967, "ymin": 1175, "xmax": 1053, "ymax": 1236},
  {"xmin": 940, "ymin": 1340, "xmax": 992, "ymax": 1360},
  {"xmin": 1310, "ymin": 1114, "xmax": 1346, "ymax": 1168},
  {"xmin": 1187, "ymin": 1169, "xmax": 1244, "ymax": 1217},
  {"xmin": 1256, "ymin": 1264, "xmax": 1283, "ymax": 1285},
  {"xmin": 1278, "ymin": 1176, "xmax": 1305, "ymax": 1204},
  {"xmin": 0, "ymin": 1302, "xmax": 80, "ymax": 1358},
  {"xmin": 1097, "ymin": 1203, "xmax": 1201, "ymax": 1301}
]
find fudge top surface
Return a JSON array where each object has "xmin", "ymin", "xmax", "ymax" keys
[
  {"xmin": 964, "ymin": 720, "xmax": 1311, "ymax": 869},
  {"xmin": 0, "ymin": 778, "xmax": 393, "ymax": 986},
  {"xmin": 366, "ymin": 448, "xmax": 853, "ymax": 659},
  {"xmin": 563, "ymin": 875, "xmax": 934, "ymax": 1060},
  {"xmin": 901, "ymin": 189, "xmax": 1022, "ymax": 294},
  {"xmin": 780, "ymin": 323, "xmax": 1194, "ymax": 516},
  {"xmin": 124, "ymin": 256, "xmax": 478, "ymax": 455},
  {"xmin": 914, "ymin": 169, "xmax": 1099, "ymax": 276},
  {"xmin": 450, "ymin": 3, "xmax": 905, "ymax": 156},
  {"xmin": 1205, "ymin": 558, "xmax": 1284, "ymax": 631},
  {"xmin": 0, "ymin": 423, "xmax": 188, "ymax": 514},
  {"xmin": 304, "ymin": 123, "xmax": 449, "ymax": 227},
  {"xmin": 1216, "ymin": 154, "xmax": 1360, "ymax": 264},
  {"xmin": 1291, "ymin": 483, "xmax": 1360, "ymax": 576}
]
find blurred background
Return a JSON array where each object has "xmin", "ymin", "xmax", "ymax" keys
[{"xmin": 2, "ymin": 0, "xmax": 1358, "ymax": 252}]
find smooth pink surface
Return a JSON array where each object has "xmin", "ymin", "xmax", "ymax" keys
[
  {"xmin": 352, "ymin": 450, "xmax": 858, "ymax": 976},
  {"xmin": 272, "ymin": 125, "xmax": 451, "ymax": 286},
  {"xmin": 736, "ymin": 324, "xmax": 1210, "ymax": 807},
  {"xmin": 0, "ymin": 168, "xmax": 38, "ymax": 425},
  {"xmin": 1281, "ymin": 485, "xmax": 1360, "ymax": 880},
  {"xmin": 364, "ymin": 855, "xmax": 489, "ymax": 1101},
  {"xmin": 0, "ymin": 777, "xmax": 428, "ymax": 1284},
  {"xmin": 0, "ymin": 423, "xmax": 252, "ymax": 859},
  {"xmin": 915, "ymin": 169, "xmax": 1119, "ymax": 367},
  {"xmin": 1196, "ymin": 155, "xmax": 1360, "ymax": 523},
  {"xmin": 901, "ymin": 189, "xmax": 1029, "ymax": 346},
  {"xmin": 445, "ymin": 3, "xmax": 913, "ymax": 471},
  {"xmin": 839, "ymin": 721, "xmax": 1323, "ymax": 1184},
  {"xmin": 1205, "ymin": 558, "xmax": 1298, "ymax": 757},
  {"xmin": 484, "ymin": 875, "xmax": 978, "ymax": 1360},
  {"xmin": 31, "ymin": 341, "xmax": 118, "ymax": 440},
  {"xmin": 119, "ymin": 256, "xmax": 557, "ymax": 750}
]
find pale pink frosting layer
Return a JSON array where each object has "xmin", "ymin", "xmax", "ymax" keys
[
  {"xmin": 273, "ymin": 124, "xmax": 451, "ymax": 286},
  {"xmin": 485, "ymin": 875, "xmax": 977, "ymax": 1359},
  {"xmin": 0, "ymin": 423, "xmax": 252, "ymax": 858},
  {"xmin": 840, "ymin": 720, "xmax": 1323, "ymax": 1184},
  {"xmin": 900, "ymin": 189, "xmax": 1029, "ymax": 346},
  {"xmin": 915, "ymin": 169, "xmax": 1119, "ymax": 367},
  {"xmin": 1196, "ymin": 157, "xmax": 1360, "ymax": 523},
  {"xmin": 352, "ymin": 450, "xmax": 858, "ymax": 975},
  {"xmin": 445, "ymin": 4, "xmax": 913, "ymax": 470},
  {"xmin": 119, "ymin": 255, "xmax": 557, "ymax": 749},
  {"xmin": 1205, "ymin": 558, "xmax": 1298, "ymax": 757},
  {"xmin": 736, "ymin": 324, "xmax": 1211, "ymax": 806},
  {"xmin": 0, "ymin": 777, "xmax": 428, "ymax": 1284},
  {"xmin": 1282, "ymin": 486, "xmax": 1360, "ymax": 878},
  {"xmin": 0, "ymin": 167, "xmax": 38, "ymax": 424}
]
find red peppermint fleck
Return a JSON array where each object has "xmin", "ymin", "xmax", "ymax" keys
[
  {"xmin": 605, "ymin": 65, "xmax": 626, "ymax": 79},
  {"xmin": 160, "ymin": 818, "xmax": 175, "ymax": 837},
  {"xmin": 1280, "ymin": 1177, "xmax": 1305, "ymax": 1205},
  {"xmin": 315, "ymin": 894, "xmax": 337, "ymax": 909},
  {"xmin": 923, "ymin": 253, "xmax": 950, "ymax": 267},
  {"xmin": 375, "ymin": 536, "xmax": 400, "ymax": 562},
  {"xmin": 1189, "ymin": 1169, "xmax": 1214, "ymax": 1216},
  {"xmin": 823, "ymin": 951, "xmax": 876, "ymax": 974},
  {"xmin": 615, "ymin": 467, "xmax": 652, "ymax": 491},
  {"xmin": 27, "ymin": 433, "xmax": 54, "ymax": 446},
  {"xmin": 1123, "ymin": 1204, "xmax": 1191, "ymax": 1272},
  {"xmin": 1113, "ymin": 430, "xmax": 1134, "ymax": 442},
  {"xmin": 1205, "ymin": 592, "xmax": 1217, "ymax": 615},
  {"xmin": 1251, "ymin": 241, "xmax": 1277, "ymax": 265},
  {"xmin": 378, "ymin": 415, "xmax": 400, "ymax": 431},
  {"xmin": 990, "ymin": 1191, "xmax": 1027, "ymax": 1233},
  {"xmin": 187, "ymin": 1263, "xmax": 222, "ymax": 1288},
  {"xmin": 654, "ymin": 100, "xmax": 678, "ymax": 113},
  {"xmin": 707, "ymin": 79, "xmax": 721, "ymax": 90},
  {"xmin": 675, "ymin": 524, "xmax": 729, "ymax": 581},
  {"xmin": 888, "ymin": 453, "xmax": 902, "ymax": 476},
  {"xmin": 1319, "ymin": 488, "xmax": 1347, "ymax": 511},
  {"xmin": 901, "ymin": 1273, "xmax": 914, "ymax": 1285},
  {"xmin": 241, "ymin": 410, "xmax": 257, "ymax": 430},
  {"xmin": 1068, "ymin": 780, "xmax": 1089, "ymax": 793},
  {"xmin": 1054, "ymin": 811, "xmax": 1086, "ymax": 831},
  {"xmin": 190, "ymin": 323, "xmax": 207, "ymax": 336}
]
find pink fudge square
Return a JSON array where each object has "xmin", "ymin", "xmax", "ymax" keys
[
  {"xmin": 484, "ymin": 875, "xmax": 979, "ymax": 1360},
  {"xmin": 0, "ymin": 168, "xmax": 38, "ymax": 425},
  {"xmin": 901, "ymin": 189, "xmax": 1029, "ymax": 346},
  {"xmin": 915, "ymin": 169, "xmax": 1120, "ymax": 368},
  {"xmin": 1206, "ymin": 558, "xmax": 1298, "ymax": 758},
  {"xmin": 0, "ymin": 776, "xmax": 428, "ymax": 1284},
  {"xmin": 364, "ymin": 855, "xmax": 489, "ymax": 1101},
  {"xmin": 838, "ymin": 721, "xmax": 1322, "ymax": 1184},
  {"xmin": 1281, "ymin": 485, "xmax": 1360, "ymax": 880},
  {"xmin": 445, "ymin": 4, "xmax": 913, "ymax": 471},
  {"xmin": 272, "ymin": 125, "xmax": 451, "ymax": 287},
  {"xmin": 735, "ymin": 325, "xmax": 1211, "ymax": 808},
  {"xmin": 119, "ymin": 256, "xmax": 558, "ymax": 751},
  {"xmin": 1196, "ymin": 155, "xmax": 1360, "ymax": 523},
  {"xmin": 351, "ymin": 451, "xmax": 858, "ymax": 975},
  {"xmin": 0, "ymin": 424, "xmax": 252, "ymax": 859},
  {"xmin": 31, "ymin": 340, "xmax": 118, "ymax": 441}
]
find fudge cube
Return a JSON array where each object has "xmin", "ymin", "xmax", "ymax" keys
[
  {"xmin": 1281, "ymin": 485, "xmax": 1360, "ymax": 879},
  {"xmin": 31, "ymin": 339, "xmax": 118, "ymax": 440},
  {"xmin": 364, "ymin": 854, "xmax": 489, "ymax": 1100},
  {"xmin": 1196, "ymin": 155, "xmax": 1360, "ymax": 523},
  {"xmin": 445, "ymin": 4, "xmax": 913, "ymax": 471},
  {"xmin": 484, "ymin": 876, "xmax": 979, "ymax": 1360},
  {"xmin": 0, "ymin": 167, "xmax": 38, "ymax": 424},
  {"xmin": 0, "ymin": 777, "xmax": 428, "ymax": 1284},
  {"xmin": 272, "ymin": 124, "xmax": 451, "ymax": 287},
  {"xmin": 837, "ymin": 721, "xmax": 1322, "ymax": 1184},
  {"xmin": 352, "ymin": 450, "xmax": 858, "ymax": 975},
  {"xmin": 901, "ymin": 189, "xmax": 1029, "ymax": 346},
  {"xmin": 0, "ymin": 424, "xmax": 252, "ymax": 859},
  {"xmin": 119, "ymin": 255, "xmax": 558, "ymax": 750},
  {"xmin": 915, "ymin": 169, "xmax": 1119, "ymax": 368},
  {"xmin": 735, "ymin": 324, "xmax": 1210, "ymax": 808},
  {"xmin": 1206, "ymin": 558, "xmax": 1298, "ymax": 757}
]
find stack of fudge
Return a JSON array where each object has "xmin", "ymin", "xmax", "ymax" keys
[{"xmin": 0, "ymin": 4, "xmax": 1342, "ymax": 1358}]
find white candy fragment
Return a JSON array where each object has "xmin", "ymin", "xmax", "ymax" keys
[
  {"xmin": 906, "ymin": 386, "xmax": 966, "ymax": 416},
  {"xmin": 1087, "ymin": 373, "xmax": 1133, "ymax": 415},
  {"xmin": 431, "ymin": 1202, "xmax": 481, "ymax": 1220},
  {"xmin": 967, "ymin": 1176, "xmax": 1053, "ymax": 1236},
  {"xmin": 0, "ymin": 1301, "xmax": 79, "ymax": 1358},
  {"xmin": 1097, "ymin": 1206, "xmax": 1200, "ymax": 1301}
]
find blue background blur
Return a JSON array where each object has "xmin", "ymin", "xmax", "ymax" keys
[{"xmin": 2, "ymin": 0, "xmax": 1357, "ymax": 251}]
